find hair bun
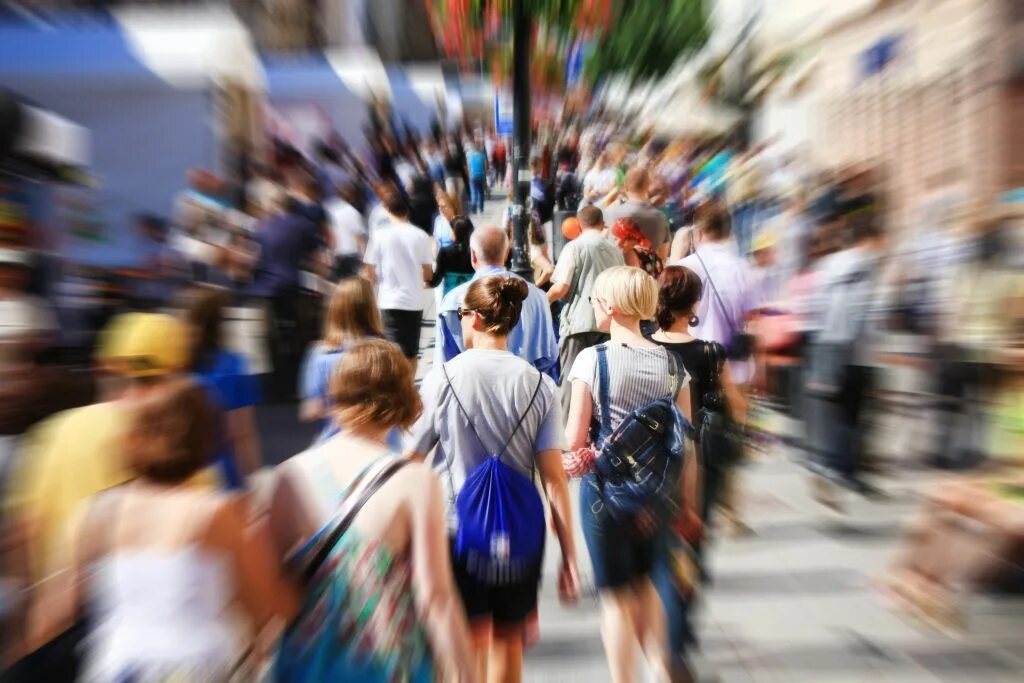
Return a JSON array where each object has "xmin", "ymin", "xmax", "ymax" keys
[{"xmin": 498, "ymin": 277, "xmax": 529, "ymax": 304}]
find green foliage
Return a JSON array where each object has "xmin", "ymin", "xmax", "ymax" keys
[{"xmin": 585, "ymin": 0, "xmax": 710, "ymax": 85}]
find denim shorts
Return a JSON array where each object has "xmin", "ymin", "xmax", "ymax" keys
[{"xmin": 579, "ymin": 473, "xmax": 662, "ymax": 590}]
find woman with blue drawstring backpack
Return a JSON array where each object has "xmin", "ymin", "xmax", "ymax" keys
[{"xmin": 410, "ymin": 274, "xmax": 580, "ymax": 682}]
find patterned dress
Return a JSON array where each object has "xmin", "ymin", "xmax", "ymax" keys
[{"xmin": 274, "ymin": 455, "xmax": 434, "ymax": 683}]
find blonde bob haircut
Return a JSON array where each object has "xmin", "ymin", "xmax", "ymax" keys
[
  {"xmin": 329, "ymin": 339, "xmax": 422, "ymax": 431},
  {"xmin": 591, "ymin": 266, "xmax": 658, "ymax": 320}
]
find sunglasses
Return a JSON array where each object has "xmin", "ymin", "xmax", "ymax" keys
[{"xmin": 456, "ymin": 307, "xmax": 475, "ymax": 320}]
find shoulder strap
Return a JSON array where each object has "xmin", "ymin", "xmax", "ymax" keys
[
  {"xmin": 302, "ymin": 456, "xmax": 410, "ymax": 583},
  {"xmin": 694, "ymin": 249, "xmax": 738, "ymax": 338},
  {"xmin": 595, "ymin": 344, "xmax": 612, "ymax": 443}
]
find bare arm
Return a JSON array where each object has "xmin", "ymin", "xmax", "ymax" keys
[
  {"xmin": 565, "ymin": 380, "xmax": 594, "ymax": 452},
  {"xmin": 362, "ymin": 263, "xmax": 377, "ymax": 285},
  {"xmin": 408, "ymin": 467, "xmax": 476, "ymax": 682},
  {"xmin": 227, "ymin": 407, "xmax": 262, "ymax": 480},
  {"xmin": 298, "ymin": 398, "xmax": 325, "ymax": 423},
  {"xmin": 422, "ymin": 264, "xmax": 434, "ymax": 287},
  {"xmin": 657, "ymin": 241, "xmax": 670, "ymax": 261},
  {"xmin": 675, "ymin": 384, "xmax": 699, "ymax": 518},
  {"xmin": 547, "ymin": 281, "xmax": 570, "ymax": 304},
  {"xmin": 536, "ymin": 449, "xmax": 577, "ymax": 568}
]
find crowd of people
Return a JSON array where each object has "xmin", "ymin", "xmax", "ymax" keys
[{"xmin": 1, "ymin": 108, "xmax": 1022, "ymax": 683}]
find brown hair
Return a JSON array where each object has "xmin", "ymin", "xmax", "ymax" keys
[
  {"xmin": 322, "ymin": 277, "xmax": 384, "ymax": 350},
  {"xmin": 126, "ymin": 378, "xmax": 217, "ymax": 484},
  {"xmin": 184, "ymin": 286, "xmax": 229, "ymax": 369},
  {"xmin": 577, "ymin": 204, "xmax": 603, "ymax": 229},
  {"xmin": 656, "ymin": 266, "xmax": 704, "ymax": 330},
  {"xmin": 624, "ymin": 168, "xmax": 650, "ymax": 194},
  {"xmin": 462, "ymin": 275, "xmax": 530, "ymax": 336},
  {"xmin": 329, "ymin": 339, "xmax": 421, "ymax": 430},
  {"xmin": 698, "ymin": 207, "xmax": 731, "ymax": 241}
]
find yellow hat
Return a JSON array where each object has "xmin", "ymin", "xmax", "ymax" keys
[
  {"xmin": 752, "ymin": 230, "xmax": 778, "ymax": 252},
  {"xmin": 96, "ymin": 313, "xmax": 190, "ymax": 378}
]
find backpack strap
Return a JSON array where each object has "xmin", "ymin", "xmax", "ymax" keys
[
  {"xmin": 595, "ymin": 344, "xmax": 613, "ymax": 445},
  {"xmin": 301, "ymin": 456, "xmax": 410, "ymax": 583}
]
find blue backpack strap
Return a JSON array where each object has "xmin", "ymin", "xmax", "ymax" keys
[{"xmin": 595, "ymin": 344, "xmax": 612, "ymax": 445}]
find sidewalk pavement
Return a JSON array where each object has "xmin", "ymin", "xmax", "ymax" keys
[{"xmin": 524, "ymin": 452, "xmax": 1024, "ymax": 682}]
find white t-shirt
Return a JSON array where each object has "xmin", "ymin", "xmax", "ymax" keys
[
  {"xmin": 325, "ymin": 198, "xmax": 366, "ymax": 257},
  {"xmin": 582, "ymin": 167, "xmax": 616, "ymax": 198},
  {"xmin": 364, "ymin": 219, "xmax": 434, "ymax": 311}
]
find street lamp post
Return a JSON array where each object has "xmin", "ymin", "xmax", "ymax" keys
[{"xmin": 509, "ymin": 0, "xmax": 533, "ymax": 281}]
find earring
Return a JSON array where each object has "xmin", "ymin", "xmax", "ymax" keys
[{"xmin": 688, "ymin": 315, "xmax": 700, "ymax": 327}]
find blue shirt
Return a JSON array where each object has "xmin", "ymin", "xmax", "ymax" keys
[
  {"xmin": 300, "ymin": 342, "xmax": 403, "ymax": 449},
  {"xmin": 193, "ymin": 349, "xmax": 260, "ymax": 490},
  {"xmin": 467, "ymin": 150, "xmax": 486, "ymax": 179},
  {"xmin": 436, "ymin": 265, "xmax": 559, "ymax": 381}
]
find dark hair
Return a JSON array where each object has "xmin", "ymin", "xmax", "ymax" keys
[
  {"xmin": 127, "ymin": 379, "xmax": 217, "ymax": 484},
  {"xmin": 850, "ymin": 212, "xmax": 883, "ymax": 244},
  {"xmin": 450, "ymin": 215, "xmax": 475, "ymax": 248},
  {"xmin": 656, "ymin": 266, "xmax": 704, "ymax": 330},
  {"xmin": 577, "ymin": 205, "xmax": 603, "ymax": 228},
  {"xmin": 184, "ymin": 286, "xmax": 229, "ymax": 369},
  {"xmin": 384, "ymin": 191, "xmax": 410, "ymax": 218},
  {"xmin": 700, "ymin": 208, "xmax": 731, "ymax": 240},
  {"xmin": 463, "ymin": 275, "xmax": 529, "ymax": 336}
]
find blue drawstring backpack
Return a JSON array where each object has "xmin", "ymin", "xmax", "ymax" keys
[{"xmin": 441, "ymin": 364, "xmax": 546, "ymax": 586}]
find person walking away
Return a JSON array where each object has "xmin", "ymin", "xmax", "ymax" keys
[
  {"xmin": 804, "ymin": 214, "xmax": 886, "ymax": 504},
  {"xmin": 609, "ymin": 217, "xmax": 664, "ymax": 279},
  {"xmin": 431, "ymin": 216, "xmax": 477, "ymax": 296},
  {"xmin": 434, "ymin": 190, "xmax": 463, "ymax": 249},
  {"xmin": 491, "ymin": 137, "xmax": 508, "ymax": 190},
  {"xmin": 27, "ymin": 379, "xmax": 297, "ymax": 680},
  {"xmin": 4, "ymin": 315, "xmax": 216, "ymax": 678},
  {"xmin": 184, "ymin": 286, "xmax": 263, "ymax": 487},
  {"xmin": 555, "ymin": 161, "xmax": 582, "ymax": 212},
  {"xmin": 581, "ymin": 152, "xmax": 617, "ymax": 209},
  {"xmin": 444, "ymin": 139, "xmax": 468, "ymax": 205},
  {"xmin": 409, "ymin": 174, "xmax": 440, "ymax": 236},
  {"xmin": 410, "ymin": 276, "xmax": 579, "ymax": 683},
  {"xmin": 648, "ymin": 266, "xmax": 747, "ymax": 681},
  {"xmin": 467, "ymin": 144, "xmax": 488, "ymax": 215},
  {"xmin": 250, "ymin": 187, "xmax": 323, "ymax": 402},
  {"xmin": 325, "ymin": 181, "xmax": 367, "ymax": 281},
  {"xmin": 563, "ymin": 266, "xmax": 695, "ymax": 683},
  {"xmin": 677, "ymin": 209, "xmax": 761, "ymax": 534},
  {"xmin": 362, "ymin": 192, "xmax": 434, "ymax": 376},
  {"xmin": 547, "ymin": 206, "xmax": 625, "ymax": 417},
  {"xmin": 603, "ymin": 169, "xmax": 672, "ymax": 261},
  {"xmin": 436, "ymin": 226, "xmax": 558, "ymax": 379},
  {"xmin": 270, "ymin": 340, "xmax": 475, "ymax": 682},
  {"xmin": 298, "ymin": 276, "xmax": 386, "ymax": 442}
]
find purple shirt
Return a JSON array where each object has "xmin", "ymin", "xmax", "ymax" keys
[{"xmin": 677, "ymin": 241, "xmax": 761, "ymax": 383}]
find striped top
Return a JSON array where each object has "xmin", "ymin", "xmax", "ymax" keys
[{"xmin": 567, "ymin": 342, "xmax": 686, "ymax": 432}]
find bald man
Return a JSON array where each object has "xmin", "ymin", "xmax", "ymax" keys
[
  {"xmin": 603, "ymin": 168, "xmax": 671, "ymax": 259},
  {"xmin": 435, "ymin": 225, "xmax": 559, "ymax": 379}
]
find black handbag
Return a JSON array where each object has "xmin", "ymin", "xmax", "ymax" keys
[{"xmin": 697, "ymin": 342, "xmax": 743, "ymax": 469}]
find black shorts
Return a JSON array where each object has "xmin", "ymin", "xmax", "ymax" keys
[
  {"xmin": 381, "ymin": 309, "xmax": 423, "ymax": 359},
  {"xmin": 451, "ymin": 541, "xmax": 544, "ymax": 633}
]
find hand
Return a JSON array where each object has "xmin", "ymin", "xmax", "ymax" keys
[{"xmin": 558, "ymin": 559, "xmax": 580, "ymax": 605}]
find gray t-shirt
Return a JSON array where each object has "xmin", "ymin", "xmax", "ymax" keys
[
  {"xmin": 604, "ymin": 199, "xmax": 671, "ymax": 250},
  {"xmin": 568, "ymin": 342, "xmax": 687, "ymax": 431},
  {"xmin": 409, "ymin": 349, "xmax": 565, "ymax": 502},
  {"xmin": 552, "ymin": 232, "xmax": 625, "ymax": 337}
]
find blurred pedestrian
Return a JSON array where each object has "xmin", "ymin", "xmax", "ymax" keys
[
  {"xmin": 325, "ymin": 181, "xmax": 368, "ymax": 281},
  {"xmin": 410, "ymin": 276, "xmax": 579, "ymax": 682},
  {"xmin": 603, "ymin": 169, "xmax": 672, "ymax": 260},
  {"xmin": 298, "ymin": 276, "xmax": 383, "ymax": 432},
  {"xmin": 270, "ymin": 340, "xmax": 475, "ymax": 682},
  {"xmin": 548, "ymin": 206, "xmax": 625, "ymax": 417},
  {"xmin": 436, "ymin": 226, "xmax": 558, "ymax": 379},
  {"xmin": 434, "ymin": 190, "xmax": 463, "ymax": 249},
  {"xmin": 362, "ymin": 192, "xmax": 434, "ymax": 376},
  {"xmin": 27, "ymin": 378, "xmax": 297, "ymax": 681},
  {"xmin": 430, "ymin": 216, "xmax": 476, "ymax": 296},
  {"xmin": 467, "ymin": 143, "xmax": 488, "ymax": 215},
  {"xmin": 609, "ymin": 217, "xmax": 664, "ymax": 279},
  {"xmin": 409, "ymin": 174, "xmax": 440, "ymax": 237},
  {"xmin": 250, "ymin": 187, "xmax": 323, "ymax": 402},
  {"xmin": 563, "ymin": 266, "xmax": 692, "ymax": 683},
  {"xmin": 184, "ymin": 286, "xmax": 263, "ymax": 487}
]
